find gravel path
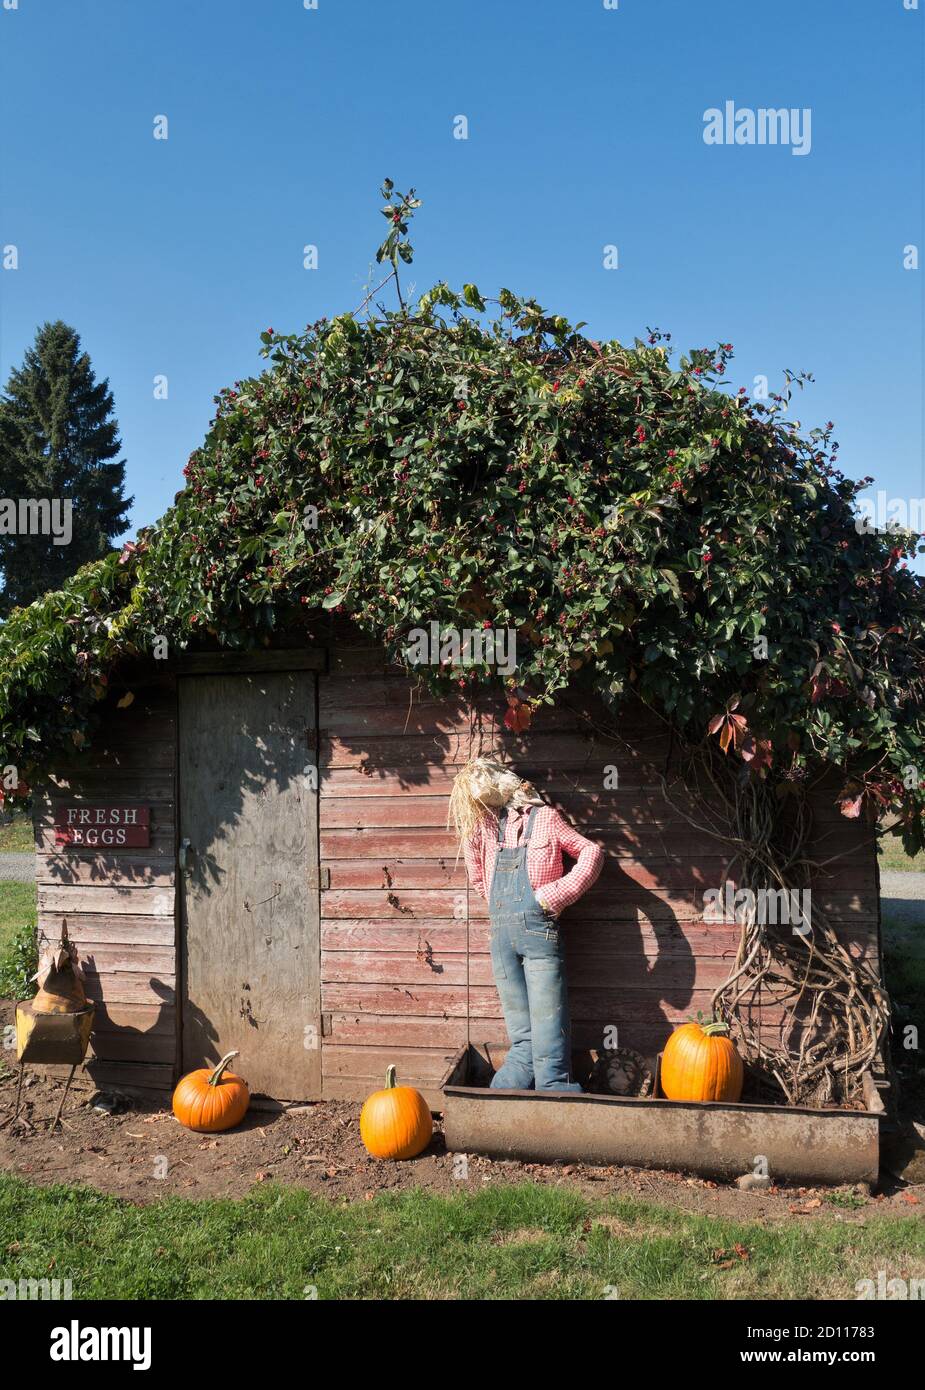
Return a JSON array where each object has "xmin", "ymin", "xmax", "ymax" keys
[
  {"xmin": 0, "ymin": 852, "xmax": 34, "ymax": 882},
  {"xmin": 880, "ymin": 869, "xmax": 925, "ymax": 930}
]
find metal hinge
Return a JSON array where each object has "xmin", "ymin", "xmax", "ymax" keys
[
  {"xmin": 319, "ymin": 866, "xmax": 331, "ymax": 891},
  {"xmin": 320, "ymin": 1013, "xmax": 332, "ymax": 1038}
]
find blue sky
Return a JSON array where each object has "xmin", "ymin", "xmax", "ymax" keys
[{"xmin": 1, "ymin": 0, "xmax": 922, "ymax": 545}]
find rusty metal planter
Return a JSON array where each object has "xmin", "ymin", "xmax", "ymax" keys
[
  {"xmin": 15, "ymin": 1002, "xmax": 95, "ymax": 1066},
  {"xmin": 441, "ymin": 1045, "xmax": 880, "ymax": 1186}
]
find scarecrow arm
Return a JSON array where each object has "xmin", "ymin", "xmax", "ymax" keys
[{"xmin": 535, "ymin": 811, "xmax": 604, "ymax": 918}]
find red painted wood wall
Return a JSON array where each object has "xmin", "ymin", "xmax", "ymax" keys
[
  {"xmin": 31, "ymin": 641, "xmax": 880, "ymax": 1105},
  {"xmin": 319, "ymin": 645, "xmax": 881, "ymax": 1106}
]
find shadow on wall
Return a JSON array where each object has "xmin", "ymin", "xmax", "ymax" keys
[{"xmin": 36, "ymin": 630, "xmax": 713, "ymax": 1082}]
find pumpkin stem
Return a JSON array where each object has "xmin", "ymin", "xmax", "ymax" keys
[
  {"xmin": 385, "ymin": 1064, "xmax": 398, "ymax": 1090},
  {"xmin": 208, "ymin": 1050, "xmax": 240, "ymax": 1086},
  {"xmin": 702, "ymin": 1021, "xmax": 730, "ymax": 1037}
]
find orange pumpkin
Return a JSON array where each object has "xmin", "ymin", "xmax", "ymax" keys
[
  {"xmin": 360, "ymin": 1065, "xmax": 433, "ymax": 1160},
  {"xmin": 660, "ymin": 1019, "xmax": 743, "ymax": 1103},
  {"xmin": 172, "ymin": 1050, "xmax": 250, "ymax": 1132}
]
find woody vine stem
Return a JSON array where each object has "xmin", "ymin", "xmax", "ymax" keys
[
  {"xmin": 567, "ymin": 698, "xmax": 890, "ymax": 1106},
  {"xmin": 664, "ymin": 748, "xmax": 891, "ymax": 1105}
]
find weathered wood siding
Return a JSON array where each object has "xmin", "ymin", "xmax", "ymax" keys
[
  {"xmin": 33, "ymin": 683, "xmax": 177, "ymax": 1095},
  {"xmin": 31, "ymin": 641, "xmax": 880, "ymax": 1107},
  {"xmin": 318, "ymin": 646, "xmax": 880, "ymax": 1107}
]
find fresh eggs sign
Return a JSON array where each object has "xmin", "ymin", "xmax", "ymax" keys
[{"xmin": 54, "ymin": 804, "xmax": 151, "ymax": 848}]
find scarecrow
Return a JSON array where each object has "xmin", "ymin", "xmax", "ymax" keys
[{"xmin": 449, "ymin": 758, "xmax": 604, "ymax": 1091}]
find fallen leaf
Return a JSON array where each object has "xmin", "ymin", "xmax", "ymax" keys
[{"xmin": 788, "ymin": 1199, "xmax": 822, "ymax": 1215}]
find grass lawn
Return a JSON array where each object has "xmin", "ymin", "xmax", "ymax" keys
[
  {"xmin": 0, "ymin": 1173, "xmax": 922, "ymax": 1300},
  {"xmin": 0, "ymin": 881, "xmax": 36, "ymax": 959},
  {"xmin": 878, "ymin": 840, "xmax": 925, "ymax": 873},
  {"xmin": 0, "ymin": 814, "xmax": 33, "ymax": 854},
  {"xmin": 0, "ymin": 880, "xmax": 922, "ymax": 1302}
]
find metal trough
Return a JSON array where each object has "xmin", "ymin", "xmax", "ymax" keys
[{"xmin": 441, "ymin": 1045, "xmax": 880, "ymax": 1186}]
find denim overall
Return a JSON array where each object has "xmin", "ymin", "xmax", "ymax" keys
[{"xmin": 488, "ymin": 807, "xmax": 582, "ymax": 1092}]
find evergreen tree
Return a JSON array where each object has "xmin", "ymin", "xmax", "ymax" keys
[{"xmin": 0, "ymin": 321, "xmax": 132, "ymax": 615}]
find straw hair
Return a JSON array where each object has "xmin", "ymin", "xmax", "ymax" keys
[{"xmin": 447, "ymin": 760, "xmax": 500, "ymax": 845}]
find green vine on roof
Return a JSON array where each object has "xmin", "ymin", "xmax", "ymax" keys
[{"xmin": 1, "ymin": 183, "xmax": 923, "ymax": 851}]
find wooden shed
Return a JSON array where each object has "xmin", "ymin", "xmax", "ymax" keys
[{"xmin": 31, "ymin": 627, "xmax": 882, "ymax": 1108}]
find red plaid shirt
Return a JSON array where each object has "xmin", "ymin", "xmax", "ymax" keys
[{"xmin": 463, "ymin": 804, "xmax": 604, "ymax": 918}]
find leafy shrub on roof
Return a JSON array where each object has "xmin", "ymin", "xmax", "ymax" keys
[{"xmin": 1, "ymin": 183, "xmax": 923, "ymax": 849}]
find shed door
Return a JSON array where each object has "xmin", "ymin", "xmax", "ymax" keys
[{"xmin": 178, "ymin": 671, "xmax": 320, "ymax": 1099}]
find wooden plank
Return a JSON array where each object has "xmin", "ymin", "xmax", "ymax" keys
[
  {"xmin": 320, "ymin": 798, "xmax": 455, "ymax": 829},
  {"xmin": 466, "ymin": 887, "xmax": 879, "ymax": 923},
  {"xmin": 38, "ymin": 914, "xmax": 176, "ymax": 946},
  {"xmin": 321, "ymin": 922, "xmax": 470, "ymax": 952},
  {"xmin": 54, "ymin": 741, "xmax": 175, "ymax": 772},
  {"xmin": 319, "ymin": 919, "xmax": 878, "ymax": 959},
  {"xmin": 38, "ymin": 885, "xmax": 175, "ymax": 917},
  {"xmin": 83, "ymin": 1061, "xmax": 174, "ymax": 1092},
  {"xmin": 322, "ymin": 982, "xmax": 498, "ymax": 1017},
  {"xmin": 322, "ymin": 888, "xmax": 462, "ymax": 919},
  {"xmin": 321, "ymin": 981, "xmax": 831, "ymax": 1026},
  {"xmin": 38, "ymin": 774, "xmax": 177, "ymax": 800},
  {"xmin": 85, "ymin": 1003, "xmax": 178, "ymax": 1064},
  {"xmin": 318, "ymin": 825, "xmax": 734, "ymax": 861},
  {"xmin": 77, "ymin": 944, "xmax": 175, "ymax": 974},
  {"xmin": 323, "ymin": 1077, "xmax": 445, "ymax": 1109},
  {"xmin": 321, "ymin": 828, "xmax": 459, "ymax": 859},
  {"xmin": 319, "ymin": 732, "xmax": 670, "ymax": 773},
  {"xmin": 323, "ymin": 950, "xmax": 472, "ymax": 987},
  {"xmin": 90, "ymin": 1002, "xmax": 175, "ymax": 1035},
  {"xmin": 327, "ymin": 1013, "xmax": 470, "ymax": 1048},
  {"xmin": 319, "ymin": 689, "xmax": 663, "ymax": 738},
  {"xmin": 322, "ymin": 1046, "xmax": 456, "ymax": 1082},
  {"xmin": 35, "ymin": 853, "xmax": 174, "ymax": 887},
  {"xmin": 319, "ymin": 854, "xmax": 875, "ymax": 895},
  {"xmin": 318, "ymin": 791, "xmax": 701, "ymax": 830},
  {"xmin": 179, "ymin": 670, "xmax": 321, "ymax": 1099},
  {"xmin": 32, "ymin": 1060, "xmax": 174, "ymax": 1093},
  {"xmin": 321, "ymin": 950, "xmax": 749, "ymax": 991},
  {"xmin": 173, "ymin": 649, "xmax": 327, "ymax": 675},
  {"xmin": 318, "ymin": 762, "xmax": 669, "ymax": 798},
  {"xmin": 321, "ymin": 733, "xmax": 475, "ymax": 770},
  {"xmin": 328, "ymin": 646, "xmax": 405, "ymax": 675},
  {"xmin": 323, "ymin": 860, "xmax": 466, "ymax": 890},
  {"xmin": 84, "ymin": 973, "xmax": 176, "ymax": 1006},
  {"xmin": 89, "ymin": 1033, "xmax": 176, "ymax": 1064}
]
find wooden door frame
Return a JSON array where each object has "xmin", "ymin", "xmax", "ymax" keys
[{"xmin": 174, "ymin": 648, "xmax": 327, "ymax": 1096}]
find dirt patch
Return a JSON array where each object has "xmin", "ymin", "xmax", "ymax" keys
[
  {"xmin": 1, "ymin": 1005, "xmax": 922, "ymax": 1223},
  {"xmin": 490, "ymin": 1226, "xmax": 549, "ymax": 1245}
]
